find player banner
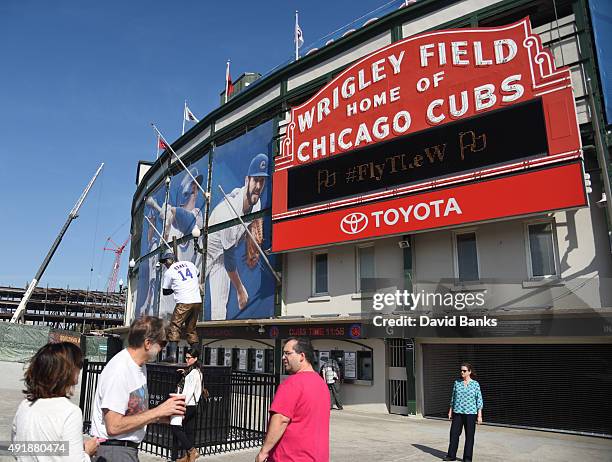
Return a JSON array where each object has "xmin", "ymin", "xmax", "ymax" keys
[
  {"xmin": 204, "ymin": 214, "xmax": 275, "ymax": 321},
  {"xmin": 204, "ymin": 119, "xmax": 275, "ymax": 321},
  {"xmin": 136, "ymin": 155, "xmax": 209, "ymax": 319},
  {"xmin": 209, "ymin": 120, "xmax": 274, "ymax": 226}
]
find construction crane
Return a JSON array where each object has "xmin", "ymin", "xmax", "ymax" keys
[{"xmin": 104, "ymin": 236, "xmax": 130, "ymax": 293}]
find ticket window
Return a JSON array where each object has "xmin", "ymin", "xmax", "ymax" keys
[
  {"xmin": 204, "ymin": 347, "xmax": 211, "ymax": 365},
  {"xmin": 232, "ymin": 348, "xmax": 240, "ymax": 370},
  {"xmin": 216, "ymin": 348, "xmax": 225, "ymax": 366},
  {"xmin": 313, "ymin": 350, "xmax": 320, "ymax": 371},
  {"xmin": 357, "ymin": 351, "xmax": 373, "ymax": 381},
  {"xmin": 265, "ymin": 349, "xmax": 274, "ymax": 373},
  {"xmin": 248, "ymin": 349, "xmax": 256, "ymax": 371},
  {"xmin": 317, "ymin": 350, "xmax": 330, "ymax": 373}
]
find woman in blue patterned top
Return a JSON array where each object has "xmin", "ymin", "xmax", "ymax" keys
[{"xmin": 443, "ymin": 362, "xmax": 483, "ymax": 462}]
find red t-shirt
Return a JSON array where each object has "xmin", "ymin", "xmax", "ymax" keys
[{"xmin": 268, "ymin": 371, "xmax": 330, "ymax": 462}]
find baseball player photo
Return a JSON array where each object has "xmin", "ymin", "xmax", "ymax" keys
[
  {"xmin": 136, "ymin": 161, "xmax": 207, "ymax": 318},
  {"xmin": 146, "ymin": 166, "xmax": 205, "ymax": 263},
  {"xmin": 205, "ymin": 153, "xmax": 269, "ymax": 320},
  {"xmin": 135, "ymin": 186, "xmax": 165, "ymax": 318}
]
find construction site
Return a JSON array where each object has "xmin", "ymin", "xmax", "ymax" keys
[{"xmin": 0, "ymin": 285, "xmax": 124, "ymax": 331}]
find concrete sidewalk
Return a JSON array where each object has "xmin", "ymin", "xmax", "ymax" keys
[
  {"xmin": 1, "ymin": 361, "xmax": 610, "ymax": 461},
  {"xmin": 140, "ymin": 409, "xmax": 612, "ymax": 462}
]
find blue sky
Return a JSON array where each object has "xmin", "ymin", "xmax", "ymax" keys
[{"xmin": 0, "ymin": 0, "xmax": 393, "ymax": 291}]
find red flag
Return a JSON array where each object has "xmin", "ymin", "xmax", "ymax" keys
[
  {"xmin": 227, "ymin": 75, "xmax": 234, "ymax": 97},
  {"xmin": 158, "ymin": 137, "xmax": 168, "ymax": 150},
  {"xmin": 225, "ymin": 60, "xmax": 234, "ymax": 102}
]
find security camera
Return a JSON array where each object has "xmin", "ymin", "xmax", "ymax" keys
[{"xmin": 398, "ymin": 240, "xmax": 410, "ymax": 249}]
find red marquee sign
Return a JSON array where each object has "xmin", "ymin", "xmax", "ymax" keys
[{"xmin": 272, "ymin": 18, "xmax": 584, "ymax": 252}]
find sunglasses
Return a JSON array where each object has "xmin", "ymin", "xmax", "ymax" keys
[{"xmin": 460, "ymin": 369, "xmax": 469, "ymax": 373}]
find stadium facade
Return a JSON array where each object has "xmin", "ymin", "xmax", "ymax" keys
[{"xmin": 126, "ymin": 0, "xmax": 612, "ymax": 436}]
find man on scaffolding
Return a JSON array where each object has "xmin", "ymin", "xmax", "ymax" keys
[{"xmin": 160, "ymin": 248, "xmax": 201, "ymax": 362}]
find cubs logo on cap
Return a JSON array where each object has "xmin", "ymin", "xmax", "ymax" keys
[{"xmin": 247, "ymin": 153, "xmax": 269, "ymax": 177}]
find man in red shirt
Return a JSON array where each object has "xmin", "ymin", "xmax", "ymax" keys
[{"xmin": 256, "ymin": 337, "xmax": 330, "ymax": 462}]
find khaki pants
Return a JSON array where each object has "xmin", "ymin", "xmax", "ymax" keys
[{"xmin": 168, "ymin": 302, "xmax": 200, "ymax": 343}]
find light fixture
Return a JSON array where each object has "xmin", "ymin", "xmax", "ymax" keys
[
  {"xmin": 192, "ymin": 226, "xmax": 202, "ymax": 254},
  {"xmin": 258, "ymin": 325, "xmax": 265, "ymax": 334},
  {"xmin": 129, "ymin": 258, "xmax": 136, "ymax": 269}
]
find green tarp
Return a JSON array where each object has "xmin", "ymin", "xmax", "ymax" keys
[{"xmin": 0, "ymin": 323, "xmax": 51, "ymax": 362}]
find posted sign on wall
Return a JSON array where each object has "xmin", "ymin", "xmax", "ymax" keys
[{"xmin": 272, "ymin": 18, "xmax": 585, "ymax": 252}]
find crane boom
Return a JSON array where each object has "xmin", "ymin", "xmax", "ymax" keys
[
  {"xmin": 11, "ymin": 163, "xmax": 104, "ymax": 323},
  {"xmin": 104, "ymin": 236, "xmax": 130, "ymax": 292}
]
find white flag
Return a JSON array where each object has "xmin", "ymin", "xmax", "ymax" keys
[
  {"xmin": 295, "ymin": 22, "xmax": 304, "ymax": 48},
  {"xmin": 295, "ymin": 11, "xmax": 304, "ymax": 61},
  {"xmin": 184, "ymin": 105, "xmax": 199, "ymax": 122}
]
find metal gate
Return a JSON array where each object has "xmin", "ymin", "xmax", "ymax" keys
[
  {"xmin": 386, "ymin": 338, "xmax": 416, "ymax": 415},
  {"xmin": 79, "ymin": 360, "xmax": 277, "ymax": 457},
  {"xmin": 422, "ymin": 343, "xmax": 612, "ymax": 437}
]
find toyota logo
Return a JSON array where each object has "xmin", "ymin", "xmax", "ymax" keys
[{"xmin": 340, "ymin": 212, "xmax": 368, "ymax": 235}]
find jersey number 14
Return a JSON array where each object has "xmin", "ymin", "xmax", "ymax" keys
[{"xmin": 178, "ymin": 269, "xmax": 194, "ymax": 281}]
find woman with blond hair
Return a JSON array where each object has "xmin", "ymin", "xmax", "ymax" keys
[{"xmin": 12, "ymin": 342, "xmax": 98, "ymax": 461}]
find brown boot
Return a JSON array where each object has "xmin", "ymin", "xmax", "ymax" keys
[
  {"xmin": 188, "ymin": 448, "xmax": 199, "ymax": 462},
  {"xmin": 176, "ymin": 450, "xmax": 191, "ymax": 462}
]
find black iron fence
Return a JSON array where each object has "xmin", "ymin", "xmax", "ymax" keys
[
  {"xmin": 79, "ymin": 359, "xmax": 105, "ymax": 434},
  {"xmin": 80, "ymin": 359, "xmax": 277, "ymax": 458}
]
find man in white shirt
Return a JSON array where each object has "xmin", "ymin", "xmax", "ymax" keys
[
  {"xmin": 91, "ymin": 316, "xmax": 186, "ymax": 461},
  {"xmin": 206, "ymin": 153, "xmax": 268, "ymax": 320},
  {"xmin": 161, "ymin": 248, "xmax": 202, "ymax": 360},
  {"xmin": 320, "ymin": 359, "xmax": 344, "ymax": 410}
]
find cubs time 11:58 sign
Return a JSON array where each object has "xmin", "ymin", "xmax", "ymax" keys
[{"xmin": 271, "ymin": 18, "xmax": 586, "ymax": 252}]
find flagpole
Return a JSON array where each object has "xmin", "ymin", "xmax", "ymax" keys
[
  {"xmin": 151, "ymin": 123, "xmax": 210, "ymax": 201},
  {"xmin": 225, "ymin": 60, "xmax": 230, "ymax": 104},
  {"xmin": 295, "ymin": 11, "xmax": 299, "ymax": 61},
  {"xmin": 182, "ymin": 100, "xmax": 187, "ymax": 136}
]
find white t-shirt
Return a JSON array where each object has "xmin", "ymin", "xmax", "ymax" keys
[
  {"xmin": 322, "ymin": 365, "xmax": 339, "ymax": 384},
  {"xmin": 12, "ymin": 397, "xmax": 90, "ymax": 462},
  {"xmin": 91, "ymin": 349, "xmax": 148, "ymax": 443},
  {"xmin": 180, "ymin": 368, "xmax": 202, "ymax": 407},
  {"xmin": 162, "ymin": 261, "xmax": 202, "ymax": 304}
]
